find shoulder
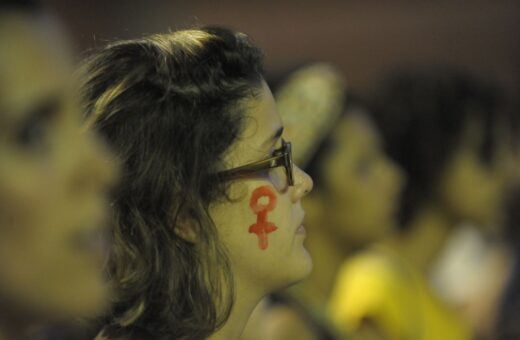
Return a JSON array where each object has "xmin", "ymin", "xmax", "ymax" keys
[
  {"xmin": 334, "ymin": 249, "xmax": 405, "ymax": 294},
  {"xmin": 328, "ymin": 248, "xmax": 415, "ymax": 329}
]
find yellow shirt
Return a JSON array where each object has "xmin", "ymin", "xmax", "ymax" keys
[{"xmin": 328, "ymin": 246, "xmax": 472, "ymax": 340}]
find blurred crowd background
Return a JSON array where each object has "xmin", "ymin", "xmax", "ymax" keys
[
  {"xmin": 45, "ymin": 0, "xmax": 519, "ymax": 97},
  {"xmin": 2, "ymin": 0, "xmax": 520, "ymax": 339}
]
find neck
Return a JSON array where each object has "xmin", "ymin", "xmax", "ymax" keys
[
  {"xmin": 386, "ymin": 203, "xmax": 456, "ymax": 272},
  {"xmin": 288, "ymin": 193, "xmax": 352, "ymax": 309},
  {"xmin": 208, "ymin": 281, "xmax": 263, "ymax": 340}
]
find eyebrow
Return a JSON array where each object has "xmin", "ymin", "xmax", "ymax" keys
[{"xmin": 261, "ymin": 126, "xmax": 284, "ymax": 149}]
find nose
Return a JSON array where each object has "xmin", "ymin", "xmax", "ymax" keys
[{"xmin": 291, "ymin": 165, "xmax": 313, "ymax": 203}]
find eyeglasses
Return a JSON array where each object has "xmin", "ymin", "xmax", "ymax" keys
[{"xmin": 216, "ymin": 139, "xmax": 294, "ymax": 188}]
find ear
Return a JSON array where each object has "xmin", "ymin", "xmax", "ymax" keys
[{"xmin": 173, "ymin": 218, "xmax": 198, "ymax": 243}]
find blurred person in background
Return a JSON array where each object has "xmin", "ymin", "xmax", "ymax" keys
[
  {"xmin": 496, "ymin": 185, "xmax": 520, "ymax": 340},
  {"xmin": 495, "ymin": 97, "xmax": 520, "ymax": 340},
  {"xmin": 79, "ymin": 27, "xmax": 313, "ymax": 340},
  {"xmin": 0, "ymin": 0, "xmax": 117, "ymax": 339},
  {"xmin": 242, "ymin": 63, "xmax": 404, "ymax": 340},
  {"xmin": 328, "ymin": 67, "xmax": 514, "ymax": 340}
]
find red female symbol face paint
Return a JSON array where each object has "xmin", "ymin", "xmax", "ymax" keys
[{"xmin": 249, "ymin": 185, "xmax": 278, "ymax": 250}]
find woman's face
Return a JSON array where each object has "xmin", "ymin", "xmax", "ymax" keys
[
  {"xmin": 0, "ymin": 16, "xmax": 116, "ymax": 318},
  {"xmin": 209, "ymin": 82, "xmax": 313, "ymax": 294},
  {"xmin": 438, "ymin": 119, "xmax": 512, "ymax": 230},
  {"xmin": 317, "ymin": 112, "xmax": 404, "ymax": 245}
]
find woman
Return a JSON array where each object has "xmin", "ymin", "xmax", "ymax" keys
[
  {"xmin": 242, "ymin": 63, "xmax": 404, "ymax": 340},
  {"xmin": 0, "ymin": 2, "xmax": 116, "ymax": 339},
  {"xmin": 328, "ymin": 68, "xmax": 513, "ymax": 340},
  {"xmin": 79, "ymin": 27, "xmax": 313, "ymax": 339}
]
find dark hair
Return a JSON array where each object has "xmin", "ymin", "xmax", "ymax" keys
[
  {"xmin": 369, "ymin": 67, "xmax": 504, "ymax": 227},
  {"xmin": 79, "ymin": 26, "xmax": 264, "ymax": 339}
]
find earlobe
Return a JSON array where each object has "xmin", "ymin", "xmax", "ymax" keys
[{"xmin": 173, "ymin": 221, "xmax": 198, "ymax": 243}]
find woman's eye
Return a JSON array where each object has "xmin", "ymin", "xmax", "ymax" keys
[
  {"xmin": 16, "ymin": 116, "xmax": 47, "ymax": 149},
  {"xmin": 15, "ymin": 99, "xmax": 59, "ymax": 151}
]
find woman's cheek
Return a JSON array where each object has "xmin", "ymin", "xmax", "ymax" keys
[{"xmin": 248, "ymin": 185, "xmax": 278, "ymax": 250}]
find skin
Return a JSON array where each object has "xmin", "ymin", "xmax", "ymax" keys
[
  {"xmin": 316, "ymin": 112, "xmax": 404, "ymax": 246},
  {"xmin": 0, "ymin": 14, "xmax": 117, "ymax": 337},
  {"xmin": 439, "ymin": 119, "xmax": 511, "ymax": 232},
  {"xmin": 208, "ymin": 81, "xmax": 313, "ymax": 340},
  {"xmin": 249, "ymin": 185, "xmax": 279, "ymax": 250},
  {"xmin": 243, "ymin": 111, "xmax": 404, "ymax": 340}
]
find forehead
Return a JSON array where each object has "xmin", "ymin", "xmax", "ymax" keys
[
  {"xmin": 246, "ymin": 81, "xmax": 283, "ymax": 132},
  {"xmin": 228, "ymin": 81, "xmax": 283, "ymax": 162},
  {"xmin": 0, "ymin": 15, "xmax": 71, "ymax": 124}
]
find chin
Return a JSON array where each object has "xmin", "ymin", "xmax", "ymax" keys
[{"xmin": 280, "ymin": 247, "xmax": 313, "ymax": 289}]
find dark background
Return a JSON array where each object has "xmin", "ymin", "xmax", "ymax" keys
[{"xmin": 46, "ymin": 0, "xmax": 520, "ymax": 96}]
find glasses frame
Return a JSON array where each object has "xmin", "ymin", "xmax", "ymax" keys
[{"xmin": 216, "ymin": 139, "xmax": 294, "ymax": 186}]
